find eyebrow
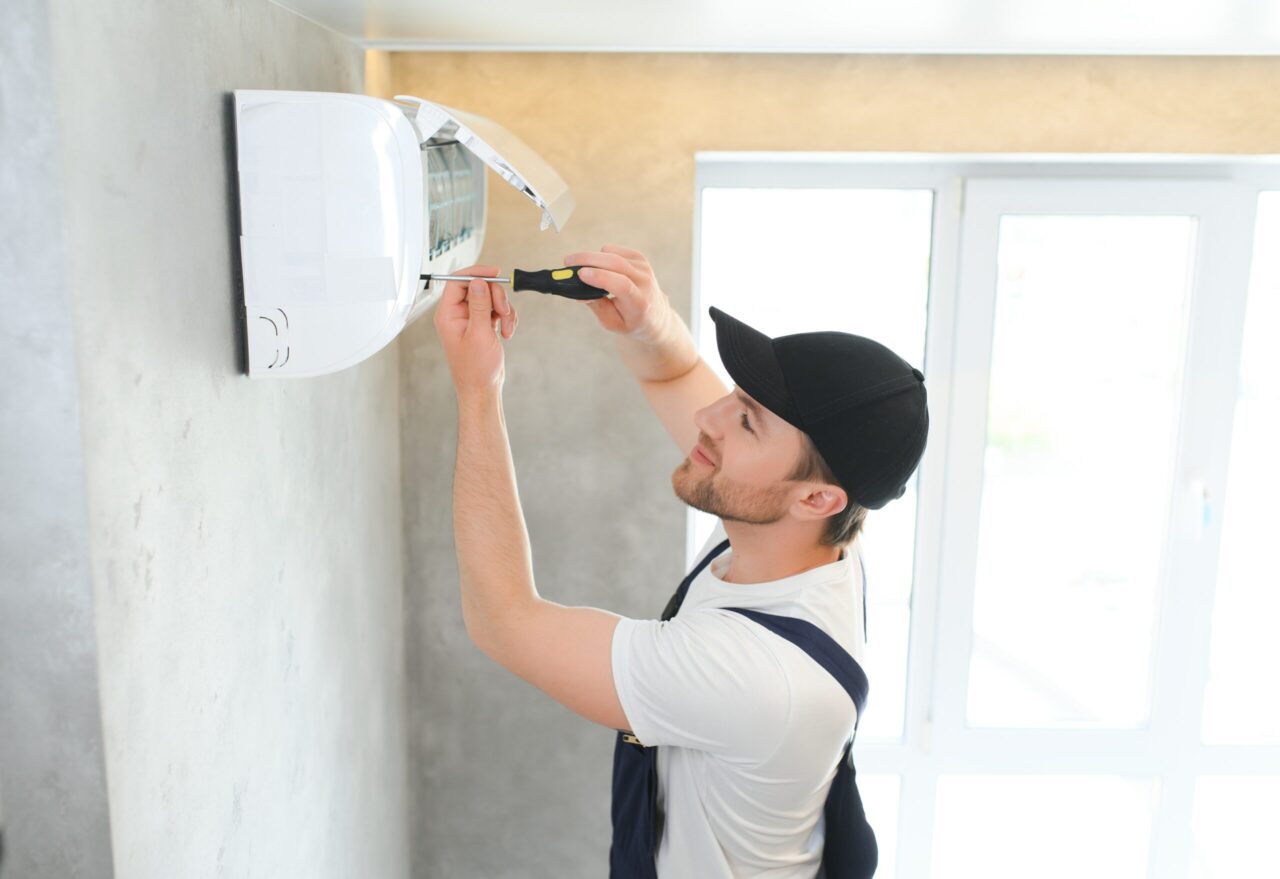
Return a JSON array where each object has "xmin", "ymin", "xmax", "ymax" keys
[{"xmin": 735, "ymin": 390, "xmax": 769, "ymax": 436}]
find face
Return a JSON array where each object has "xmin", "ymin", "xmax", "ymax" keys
[{"xmin": 671, "ymin": 386, "xmax": 812, "ymax": 525}]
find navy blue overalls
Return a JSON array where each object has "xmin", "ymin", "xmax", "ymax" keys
[{"xmin": 609, "ymin": 537, "xmax": 878, "ymax": 879}]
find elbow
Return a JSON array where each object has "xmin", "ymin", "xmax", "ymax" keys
[
  {"xmin": 465, "ymin": 618, "xmax": 496, "ymax": 657},
  {"xmin": 466, "ymin": 612, "xmax": 514, "ymax": 664},
  {"xmin": 466, "ymin": 599, "xmax": 540, "ymax": 668}
]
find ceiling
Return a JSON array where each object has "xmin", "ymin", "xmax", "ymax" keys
[{"xmin": 275, "ymin": 0, "xmax": 1280, "ymax": 54}]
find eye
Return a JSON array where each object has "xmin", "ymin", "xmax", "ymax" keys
[{"xmin": 740, "ymin": 411, "xmax": 754, "ymax": 434}]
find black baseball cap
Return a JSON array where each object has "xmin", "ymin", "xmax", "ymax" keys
[{"xmin": 708, "ymin": 305, "xmax": 929, "ymax": 510}]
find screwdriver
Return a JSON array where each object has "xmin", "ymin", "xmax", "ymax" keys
[{"xmin": 420, "ymin": 266, "xmax": 609, "ymax": 301}]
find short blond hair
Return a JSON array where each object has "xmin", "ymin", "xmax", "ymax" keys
[{"xmin": 786, "ymin": 432, "xmax": 868, "ymax": 548}]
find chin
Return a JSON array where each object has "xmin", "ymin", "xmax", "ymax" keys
[{"xmin": 671, "ymin": 464, "xmax": 720, "ymax": 517}]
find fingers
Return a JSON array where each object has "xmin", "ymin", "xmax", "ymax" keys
[
  {"xmin": 600, "ymin": 243, "xmax": 650, "ymax": 264},
  {"xmin": 491, "ymin": 282, "xmax": 512, "ymax": 316},
  {"xmin": 582, "ymin": 295, "xmax": 624, "ymax": 332},
  {"xmin": 574, "ymin": 266, "xmax": 634, "ymax": 301},
  {"xmin": 494, "ymin": 283, "xmax": 516, "ymax": 338},
  {"xmin": 441, "ymin": 264, "xmax": 501, "ymax": 309},
  {"xmin": 431, "ymin": 263, "xmax": 519, "ymax": 347},
  {"xmin": 563, "ymin": 250, "xmax": 645, "ymax": 285},
  {"xmin": 461, "ymin": 277, "xmax": 518, "ymax": 340},
  {"xmin": 465, "ymin": 278, "xmax": 492, "ymax": 332}
]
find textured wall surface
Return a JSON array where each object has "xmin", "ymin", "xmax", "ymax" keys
[
  {"xmin": 381, "ymin": 52, "xmax": 1280, "ymax": 877},
  {"xmin": 20, "ymin": 2, "xmax": 412, "ymax": 876},
  {"xmin": 1, "ymin": 0, "xmax": 114, "ymax": 875}
]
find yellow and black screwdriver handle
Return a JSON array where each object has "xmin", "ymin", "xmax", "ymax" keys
[{"xmin": 510, "ymin": 267, "xmax": 608, "ymax": 301}]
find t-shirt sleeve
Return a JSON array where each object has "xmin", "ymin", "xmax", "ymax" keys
[{"xmin": 611, "ymin": 607, "xmax": 791, "ymax": 762}]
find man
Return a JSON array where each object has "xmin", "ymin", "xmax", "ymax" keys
[{"xmin": 434, "ymin": 244, "xmax": 928, "ymax": 878}]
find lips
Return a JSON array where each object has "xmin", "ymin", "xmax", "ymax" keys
[{"xmin": 692, "ymin": 444, "xmax": 716, "ymax": 467}]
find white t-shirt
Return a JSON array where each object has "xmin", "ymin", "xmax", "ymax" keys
[{"xmin": 610, "ymin": 519, "xmax": 868, "ymax": 879}]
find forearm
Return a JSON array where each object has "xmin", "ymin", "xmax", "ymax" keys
[
  {"xmin": 453, "ymin": 391, "xmax": 538, "ymax": 650},
  {"xmin": 614, "ymin": 302, "xmax": 701, "ymax": 382}
]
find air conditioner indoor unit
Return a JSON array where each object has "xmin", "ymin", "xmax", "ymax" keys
[{"xmin": 232, "ymin": 90, "xmax": 574, "ymax": 378}]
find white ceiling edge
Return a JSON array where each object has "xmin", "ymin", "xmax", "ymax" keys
[
  {"xmin": 364, "ymin": 42, "xmax": 1280, "ymax": 55},
  {"xmin": 273, "ymin": 0, "xmax": 1280, "ymax": 56},
  {"xmin": 270, "ymin": 0, "xmax": 1280, "ymax": 56}
]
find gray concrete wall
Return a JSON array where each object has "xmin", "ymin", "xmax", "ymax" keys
[
  {"xmin": 1, "ymin": 0, "xmax": 115, "ymax": 875},
  {"xmin": 380, "ymin": 55, "xmax": 695, "ymax": 878},
  {"xmin": 399, "ymin": 296, "xmax": 661, "ymax": 878},
  {"xmin": 0, "ymin": 1, "xmax": 411, "ymax": 876}
]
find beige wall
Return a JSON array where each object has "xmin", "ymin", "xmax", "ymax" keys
[
  {"xmin": 376, "ymin": 52, "xmax": 1280, "ymax": 319},
  {"xmin": 379, "ymin": 52, "xmax": 1280, "ymax": 877}
]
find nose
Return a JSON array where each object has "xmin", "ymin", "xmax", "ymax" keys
[
  {"xmin": 693, "ymin": 403, "xmax": 715, "ymax": 442},
  {"xmin": 693, "ymin": 393, "xmax": 733, "ymax": 442}
]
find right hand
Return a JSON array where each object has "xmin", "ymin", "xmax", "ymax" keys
[{"xmin": 563, "ymin": 244, "xmax": 672, "ymax": 346}]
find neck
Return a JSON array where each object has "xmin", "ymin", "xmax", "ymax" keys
[{"xmin": 717, "ymin": 520, "xmax": 845, "ymax": 584}]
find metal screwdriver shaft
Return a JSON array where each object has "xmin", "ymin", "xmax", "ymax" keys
[{"xmin": 426, "ymin": 273, "xmax": 513, "ymax": 283}]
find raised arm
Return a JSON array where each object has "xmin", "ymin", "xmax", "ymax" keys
[{"xmin": 564, "ymin": 245, "xmax": 729, "ymax": 454}]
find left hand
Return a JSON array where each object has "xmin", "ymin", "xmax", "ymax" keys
[{"xmin": 433, "ymin": 265, "xmax": 518, "ymax": 396}]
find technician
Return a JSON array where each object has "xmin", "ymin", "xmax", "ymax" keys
[{"xmin": 434, "ymin": 244, "xmax": 928, "ymax": 878}]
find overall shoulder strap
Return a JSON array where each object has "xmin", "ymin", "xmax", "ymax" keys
[
  {"xmin": 694, "ymin": 538, "xmax": 731, "ymax": 578},
  {"xmin": 721, "ymin": 608, "xmax": 869, "ymax": 727},
  {"xmin": 661, "ymin": 538, "xmax": 731, "ymax": 622}
]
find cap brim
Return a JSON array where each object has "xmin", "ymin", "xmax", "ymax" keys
[{"xmin": 709, "ymin": 306, "xmax": 803, "ymax": 429}]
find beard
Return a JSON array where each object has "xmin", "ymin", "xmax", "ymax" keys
[{"xmin": 670, "ymin": 456, "xmax": 793, "ymax": 525}]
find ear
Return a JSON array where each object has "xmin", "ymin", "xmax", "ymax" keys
[{"xmin": 794, "ymin": 483, "xmax": 848, "ymax": 520}]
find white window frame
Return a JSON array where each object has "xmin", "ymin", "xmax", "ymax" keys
[{"xmin": 692, "ymin": 154, "xmax": 1280, "ymax": 879}]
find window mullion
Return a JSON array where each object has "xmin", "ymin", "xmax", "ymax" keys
[
  {"xmin": 890, "ymin": 174, "xmax": 965, "ymax": 879},
  {"xmin": 929, "ymin": 177, "xmax": 1004, "ymax": 750},
  {"xmin": 1144, "ymin": 183, "xmax": 1259, "ymax": 879}
]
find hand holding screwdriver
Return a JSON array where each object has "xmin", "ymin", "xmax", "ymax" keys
[
  {"xmin": 562, "ymin": 245, "xmax": 677, "ymax": 348},
  {"xmin": 423, "ymin": 266, "xmax": 609, "ymax": 301},
  {"xmin": 425, "ymin": 245, "xmax": 678, "ymax": 350}
]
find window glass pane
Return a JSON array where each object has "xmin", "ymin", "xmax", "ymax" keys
[
  {"xmin": 858, "ymin": 774, "xmax": 901, "ymax": 879},
  {"xmin": 1202, "ymin": 192, "xmax": 1280, "ymax": 745},
  {"xmin": 857, "ymin": 603, "xmax": 909, "ymax": 740},
  {"xmin": 1191, "ymin": 775, "xmax": 1280, "ymax": 878},
  {"xmin": 932, "ymin": 775, "xmax": 1157, "ymax": 878},
  {"xmin": 967, "ymin": 215, "xmax": 1196, "ymax": 728},
  {"xmin": 695, "ymin": 186, "xmax": 933, "ymax": 740}
]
